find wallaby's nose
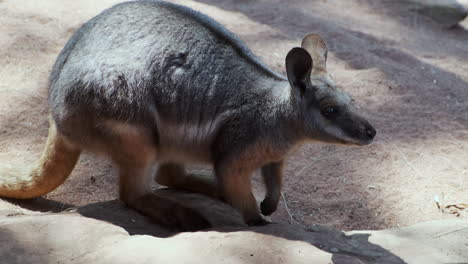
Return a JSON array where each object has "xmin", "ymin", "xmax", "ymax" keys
[{"xmin": 366, "ymin": 126, "xmax": 376, "ymax": 139}]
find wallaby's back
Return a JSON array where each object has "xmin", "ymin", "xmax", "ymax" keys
[{"xmin": 49, "ymin": 1, "xmax": 284, "ymax": 127}]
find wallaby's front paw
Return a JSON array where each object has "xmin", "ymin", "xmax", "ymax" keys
[
  {"xmin": 260, "ymin": 197, "xmax": 279, "ymax": 216},
  {"xmin": 246, "ymin": 217, "xmax": 270, "ymax": 226}
]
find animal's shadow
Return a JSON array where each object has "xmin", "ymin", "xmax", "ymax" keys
[{"xmin": 10, "ymin": 189, "xmax": 406, "ymax": 264}]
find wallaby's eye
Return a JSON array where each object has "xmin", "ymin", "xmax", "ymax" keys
[{"xmin": 322, "ymin": 106, "xmax": 338, "ymax": 117}]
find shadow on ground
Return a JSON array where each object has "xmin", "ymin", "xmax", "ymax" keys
[{"xmin": 6, "ymin": 189, "xmax": 407, "ymax": 264}]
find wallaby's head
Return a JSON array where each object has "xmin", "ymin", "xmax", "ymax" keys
[{"xmin": 285, "ymin": 33, "xmax": 376, "ymax": 146}]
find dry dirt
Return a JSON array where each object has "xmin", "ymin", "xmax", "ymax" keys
[{"xmin": 0, "ymin": 0, "xmax": 467, "ymax": 231}]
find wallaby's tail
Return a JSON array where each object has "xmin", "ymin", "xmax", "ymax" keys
[{"xmin": 0, "ymin": 117, "xmax": 81, "ymax": 199}]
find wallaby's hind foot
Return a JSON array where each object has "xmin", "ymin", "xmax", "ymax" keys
[
  {"xmin": 118, "ymin": 159, "xmax": 209, "ymax": 231},
  {"xmin": 156, "ymin": 163, "xmax": 221, "ymax": 199},
  {"xmin": 112, "ymin": 138, "xmax": 210, "ymax": 231},
  {"xmin": 0, "ymin": 117, "xmax": 81, "ymax": 199},
  {"xmin": 156, "ymin": 163, "xmax": 271, "ymax": 226},
  {"xmin": 131, "ymin": 193, "xmax": 211, "ymax": 231}
]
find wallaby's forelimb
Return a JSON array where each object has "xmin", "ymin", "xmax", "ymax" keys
[
  {"xmin": 260, "ymin": 161, "xmax": 284, "ymax": 216},
  {"xmin": 0, "ymin": 117, "xmax": 81, "ymax": 199}
]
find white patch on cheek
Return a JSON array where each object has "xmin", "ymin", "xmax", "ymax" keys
[
  {"xmin": 314, "ymin": 117, "xmax": 360, "ymax": 145},
  {"xmin": 324, "ymin": 124, "xmax": 350, "ymax": 141}
]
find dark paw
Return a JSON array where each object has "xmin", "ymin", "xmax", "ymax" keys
[
  {"xmin": 260, "ymin": 198, "xmax": 278, "ymax": 216},
  {"xmin": 246, "ymin": 217, "xmax": 270, "ymax": 226}
]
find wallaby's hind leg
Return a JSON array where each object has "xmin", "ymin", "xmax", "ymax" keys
[
  {"xmin": 260, "ymin": 161, "xmax": 284, "ymax": 216},
  {"xmin": 155, "ymin": 163, "xmax": 220, "ymax": 199},
  {"xmin": 122, "ymin": 162, "xmax": 211, "ymax": 231},
  {"xmin": 109, "ymin": 131, "xmax": 210, "ymax": 231},
  {"xmin": 0, "ymin": 116, "xmax": 81, "ymax": 199},
  {"xmin": 118, "ymin": 163, "xmax": 154, "ymax": 205},
  {"xmin": 116, "ymin": 160, "xmax": 211, "ymax": 231}
]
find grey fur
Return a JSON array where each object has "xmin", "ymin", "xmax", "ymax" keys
[
  {"xmin": 48, "ymin": 0, "xmax": 375, "ymax": 225},
  {"xmin": 50, "ymin": 1, "xmax": 292, "ymax": 153}
]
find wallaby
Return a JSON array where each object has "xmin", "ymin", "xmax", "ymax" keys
[{"xmin": 0, "ymin": 0, "xmax": 376, "ymax": 226}]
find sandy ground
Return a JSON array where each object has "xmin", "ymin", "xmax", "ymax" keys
[{"xmin": 0, "ymin": 0, "xmax": 467, "ymax": 231}]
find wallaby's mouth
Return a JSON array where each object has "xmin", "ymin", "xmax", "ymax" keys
[
  {"xmin": 354, "ymin": 137, "xmax": 374, "ymax": 146},
  {"xmin": 335, "ymin": 137, "xmax": 374, "ymax": 146}
]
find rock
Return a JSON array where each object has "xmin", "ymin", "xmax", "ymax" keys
[
  {"xmin": 403, "ymin": 0, "xmax": 468, "ymax": 28},
  {"xmin": 1, "ymin": 189, "xmax": 467, "ymax": 264}
]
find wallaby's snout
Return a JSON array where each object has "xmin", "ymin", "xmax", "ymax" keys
[
  {"xmin": 317, "ymin": 107, "xmax": 377, "ymax": 146},
  {"xmin": 350, "ymin": 118, "xmax": 376, "ymax": 146},
  {"xmin": 365, "ymin": 122, "xmax": 376, "ymax": 142}
]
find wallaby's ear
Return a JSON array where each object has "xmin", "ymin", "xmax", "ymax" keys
[
  {"xmin": 301, "ymin": 33, "xmax": 328, "ymax": 76},
  {"xmin": 286, "ymin": 47, "xmax": 313, "ymax": 96}
]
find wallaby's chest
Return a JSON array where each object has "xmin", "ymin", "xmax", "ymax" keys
[{"xmin": 155, "ymin": 119, "xmax": 221, "ymax": 164}]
